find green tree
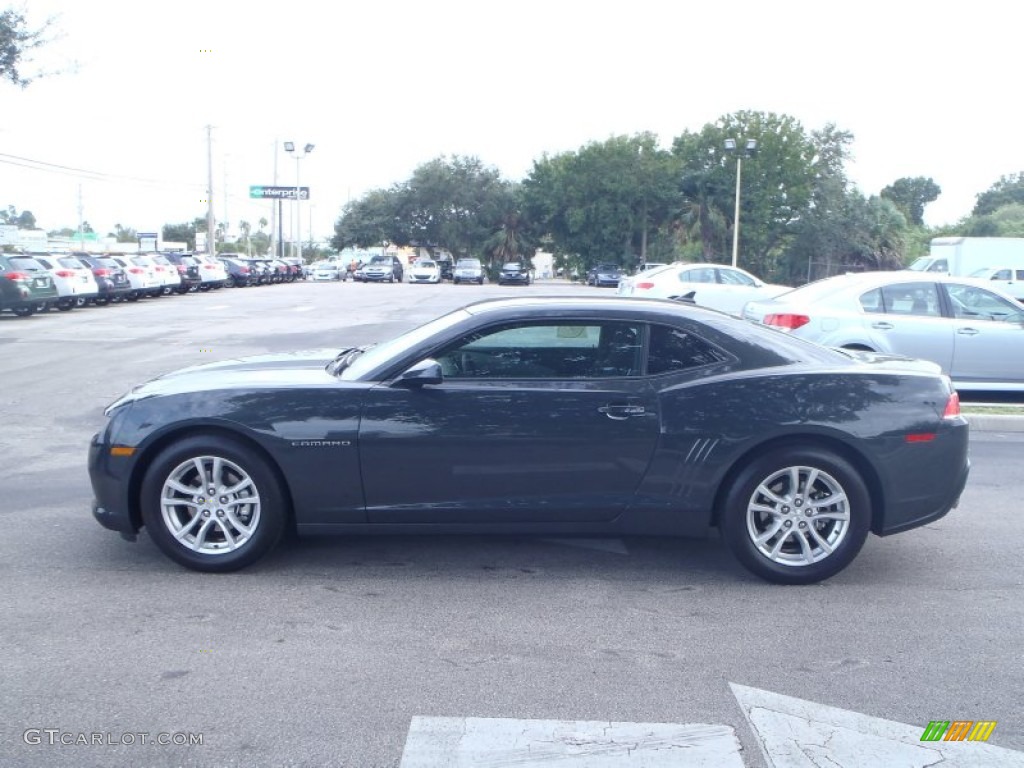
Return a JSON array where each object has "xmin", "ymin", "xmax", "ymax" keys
[
  {"xmin": 162, "ymin": 219, "xmax": 204, "ymax": 250},
  {"xmin": 973, "ymin": 172, "xmax": 1024, "ymax": 216},
  {"xmin": 880, "ymin": 177, "xmax": 941, "ymax": 226},
  {"xmin": 110, "ymin": 223, "xmax": 137, "ymax": 243},
  {"xmin": 672, "ymin": 111, "xmax": 820, "ymax": 278},
  {"xmin": 1, "ymin": 204, "xmax": 36, "ymax": 228},
  {"xmin": 1, "ymin": 6, "xmax": 55, "ymax": 87},
  {"xmin": 524, "ymin": 133, "xmax": 678, "ymax": 270}
]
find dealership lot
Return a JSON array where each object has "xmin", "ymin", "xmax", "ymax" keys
[{"xmin": 2, "ymin": 280, "xmax": 1023, "ymax": 767}]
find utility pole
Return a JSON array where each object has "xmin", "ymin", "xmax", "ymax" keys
[
  {"xmin": 76, "ymin": 185, "xmax": 84, "ymax": 251},
  {"xmin": 268, "ymin": 139, "xmax": 279, "ymax": 258},
  {"xmin": 206, "ymin": 125, "xmax": 216, "ymax": 254}
]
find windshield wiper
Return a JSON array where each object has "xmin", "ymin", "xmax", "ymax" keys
[{"xmin": 328, "ymin": 345, "xmax": 372, "ymax": 375}]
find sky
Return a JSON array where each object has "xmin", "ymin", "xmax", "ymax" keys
[{"xmin": 2, "ymin": 0, "xmax": 1022, "ymax": 245}]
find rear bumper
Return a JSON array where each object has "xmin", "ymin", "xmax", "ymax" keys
[{"xmin": 875, "ymin": 425, "xmax": 971, "ymax": 536}]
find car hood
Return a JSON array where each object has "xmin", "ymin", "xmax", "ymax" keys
[{"xmin": 106, "ymin": 349, "xmax": 344, "ymax": 410}]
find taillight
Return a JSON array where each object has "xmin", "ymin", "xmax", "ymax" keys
[
  {"xmin": 3, "ymin": 271, "xmax": 30, "ymax": 281},
  {"xmin": 943, "ymin": 391, "xmax": 961, "ymax": 419},
  {"xmin": 54, "ymin": 269, "xmax": 76, "ymax": 278},
  {"xmin": 128, "ymin": 267, "xmax": 144, "ymax": 274},
  {"xmin": 93, "ymin": 268, "xmax": 111, "ymax": 277},
  {"xmin": 176, "ymin": 265, "xmax": 187, "ymax": 274},
  {"xmin": 764, "ymin": 313, "xmax": 810, "ymax": 331},
  {"xmin": 240, "ymin": 266, "xmax": 249, "ymax": 273},
  {"xmin": 636, "ymin": 281, "xmax": 655, "ymax": 290}
]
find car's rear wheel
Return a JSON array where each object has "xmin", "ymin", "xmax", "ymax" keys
[
  {"xmin": 141, "ymin": 435, "xmax": 288, "ymax": 572},
  {"xmin": 57, "ymin": 299, "xmax": 74, "ymax": 311},
  {"xmin": 12, "ymin": 305, "xmax": 35, "ymax": 317},
  {"xmin": 720, "ymin": 447, "xmax": 870, "ymax": 584}
]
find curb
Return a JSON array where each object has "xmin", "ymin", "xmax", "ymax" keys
[{"xmin": 963, "ymin": 414, "xmax": 1024, "ymax": 433}]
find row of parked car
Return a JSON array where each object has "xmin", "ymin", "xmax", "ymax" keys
[{"xmin": 0, "ymin": 251, "xmax": 306, "ymax": 317}]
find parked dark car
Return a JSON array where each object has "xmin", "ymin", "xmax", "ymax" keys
[
  {"xmin": 436, "ymin": 257, "xmax": 454, "ymax": 282},
  {"xmin": 587, "ymin": 263, "xmax": 622, "ymax": 287},
  {"xmin": 498, "ymin": 262, "xmax": 531, "ymax": 286},
  {"xmin": 268, "ymin": 259, "xmax": 295, "ymax": 283},
  {"xmin": 73, "ymin": 253, "xmax": 132, "ymax": 304},
  {"xmin": 160, "ymin": 252, "xmax": 202, "ymax": 293},
  {"xmin": 89, "ymin": 297, "xmax": 969, "ymax": 584},
  {"xmin": 0, "ymin": 254, "xmax": 58, "ymax": 316},
  {"xmin": 219, "ymin": 257, "xmax": 255, "ymax": 287}
]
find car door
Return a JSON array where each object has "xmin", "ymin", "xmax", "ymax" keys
[
  {"xmin": 358, "ymin": 319, "xmax": 660, "ymax": 524},
  {"xmin": 942, "ymin": 282, "xmax": 1024, "ymax": 385},
  {"xmin": 860, "ymin": 282, "xmax": 955, "ymax": 372}
]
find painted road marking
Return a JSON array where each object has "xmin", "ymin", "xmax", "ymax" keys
[{"xmin": 400, "ymin": 716, "xmax": 743, "ymax": 767}]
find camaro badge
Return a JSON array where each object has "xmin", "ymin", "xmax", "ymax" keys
[{"xmin": 289, "ymin": 440, "xmax": 350, "ymax": 448}]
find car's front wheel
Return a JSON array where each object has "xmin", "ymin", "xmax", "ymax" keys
[
  {"xmin": 11, "ymin": 304, "xmax": 35, "ymax": 317},
  {"xmin": 720, "ymin": 446, "xmax": 871, "ymax": 584},
  {"xmin": 141, "ymin": 434, "xmax": 288, "ymax": 572}
]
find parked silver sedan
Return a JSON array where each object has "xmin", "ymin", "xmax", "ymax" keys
[{"xmin": 743, "ymin": 271, "xmax": 1024, "ymax": 391}]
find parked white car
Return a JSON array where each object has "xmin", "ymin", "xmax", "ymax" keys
[
  {"xmin": 967, "ymin": 267, "xmax": 1024, "ymax": 301},
  {"xmin": 193, "ymin": 254, "xmax": 229, "ymax": 290},
  {"xmin": 742, "ymin": 271, "xmax": 1024, "ymax": 391},
  {"xmin": 134, "ymin": 254, "xmax": 181, "ymax": 295},
  {"xmin": 617, "ymin": 262, "xmax": 791, "ymax": 315},
  {"xmin": 409, "ymin": 259, "xmax": 441, "ymax": 284},
  {"xmin": 9, "ymin": 253, "xmax": 99, "ymax": 310},
  {"xmin": 110, "ymin": 255, "xmax": 162, "ymax": 300},
  {"xmin": 312, "ymin": 262, "xmax": 343, "ymax": 281}
]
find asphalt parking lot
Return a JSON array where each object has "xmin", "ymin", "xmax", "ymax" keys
[{"xmin": 2, "ymin": 280, "xmax": 1023, "ymax": 767}]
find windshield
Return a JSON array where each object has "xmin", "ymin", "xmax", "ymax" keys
[
  {"xmin": 339, "ymin": 309, "xmax": 472, "ymax": 381},
  {"xmin": 9, "ymin": 256, "xmax": 46, "ymax": 271},
  {"xmin": 457, "ymin": 259, "xmax": 480, "ymax": 268},
  {"xmin": 416, "ymin": 261, "xmax": 436, "ymax": 268}
]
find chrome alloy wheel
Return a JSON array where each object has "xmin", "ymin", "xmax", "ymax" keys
[
  {"xmin": 745, "ymin": 465, "xmax": 850, "ymax": 567},
  {"xmin": 160, "ymin": 455, "xmax": 262, "ymax": 555}
]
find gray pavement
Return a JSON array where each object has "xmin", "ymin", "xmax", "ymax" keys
[{"xmin": 2, "ymin": 280, "xmax": 1022, "ymax": 768}]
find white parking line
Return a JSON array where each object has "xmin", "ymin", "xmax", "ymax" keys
[{"xmin": 400, "ymin": 716, "xmax": 743, "ymax": 767}]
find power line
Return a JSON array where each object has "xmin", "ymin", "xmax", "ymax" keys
[{"xmin": 0, "ymin": 152, "xmax": 203, "ymax": 189}]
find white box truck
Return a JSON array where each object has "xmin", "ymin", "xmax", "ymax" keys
[
  {"xmin": 907, "ymin": 236, "xmax": 1024, "ymax": 275},
  {"xmin": 906, "ymin": 237, "xmax": 1024, "ymax": 301}
]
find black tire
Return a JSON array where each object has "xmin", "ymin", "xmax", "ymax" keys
[
  {"xmin": 140, "ymin": 434, "xmax": 288, "ymax": 572},
  {"xmin": 719, "ymin": 446, "xmax": 871, "ymax": 584},
  {"xmin": 94, "ymin": 296, "xmax": 110, "ymax": 306},
  {"xmin": 12, "ymin": 305, "xmax": 35, "ymax": 317},
  {"xmin": 57, "ymin": 299, "xmax": 74, "ymax": 311},
  {"xmin": 126, "ymin": 292, "xmax": 140, "ymax": 302}
]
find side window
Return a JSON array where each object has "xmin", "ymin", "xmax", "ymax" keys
[
  {"xmin": 717, "ymin": 268, "xmax": 756, "ymax": 286},
  {"xmin": 647, "ymin": 324, "xmax": 730, "ymax": 375},
  {"xmin": 945, "ymin": 284, "xmax": 1024, "ymax": 322},
  {"xmin": 680, "ymin": 268, "xmax": 716, "ymax": 284},
  {"xmin": 991, "ymin": 269, "xmax": 1011, "ymax": 280},
  {"xmin": 859, "ymin": 288, "xmax": 884, "ymax": 313},
  {"xmin": 880, "ymin": 283, "xmax": 940, "ymax": 317},
  {"xmin": 435, "ymin": 321, "xmax": 642, "ymax": 379}
]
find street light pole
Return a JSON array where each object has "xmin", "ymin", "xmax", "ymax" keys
[
  {"xmin": 724, "ymin": 137, "xmax": 757, "ymax": 269},
  {"xmin": 284, "ymin": 141, "xmax": 314, "ymax": 262}
]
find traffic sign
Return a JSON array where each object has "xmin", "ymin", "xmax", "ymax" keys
[{"xmin": 249, "ymin": 185, "xmax": 310, "ymax": 200}]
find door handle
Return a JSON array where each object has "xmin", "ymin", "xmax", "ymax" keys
[
  {"xmin": 957, "ymin": 327, "xmax": 980, "ymax": 336},
  {"xmin": 598, "ymin": 404, "xmax": 646, "ymax": 420},
  {"xmin": 870, "ymin": 322, "xmax": 894, "ymax": 330}
]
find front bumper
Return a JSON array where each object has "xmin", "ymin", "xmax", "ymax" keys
[{"xmin": 88, "ymin": 433, "xmax": 138, "ymax": 538}]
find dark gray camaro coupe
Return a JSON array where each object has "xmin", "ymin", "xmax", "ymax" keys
[{"xmin": 89, "ymin": 297, "xmax": 969, "ymax": 584}]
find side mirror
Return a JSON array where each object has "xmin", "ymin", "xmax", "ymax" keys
[{"xmin": 393, "ymin": 358, "xmax": 444, "ymax": 388}]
